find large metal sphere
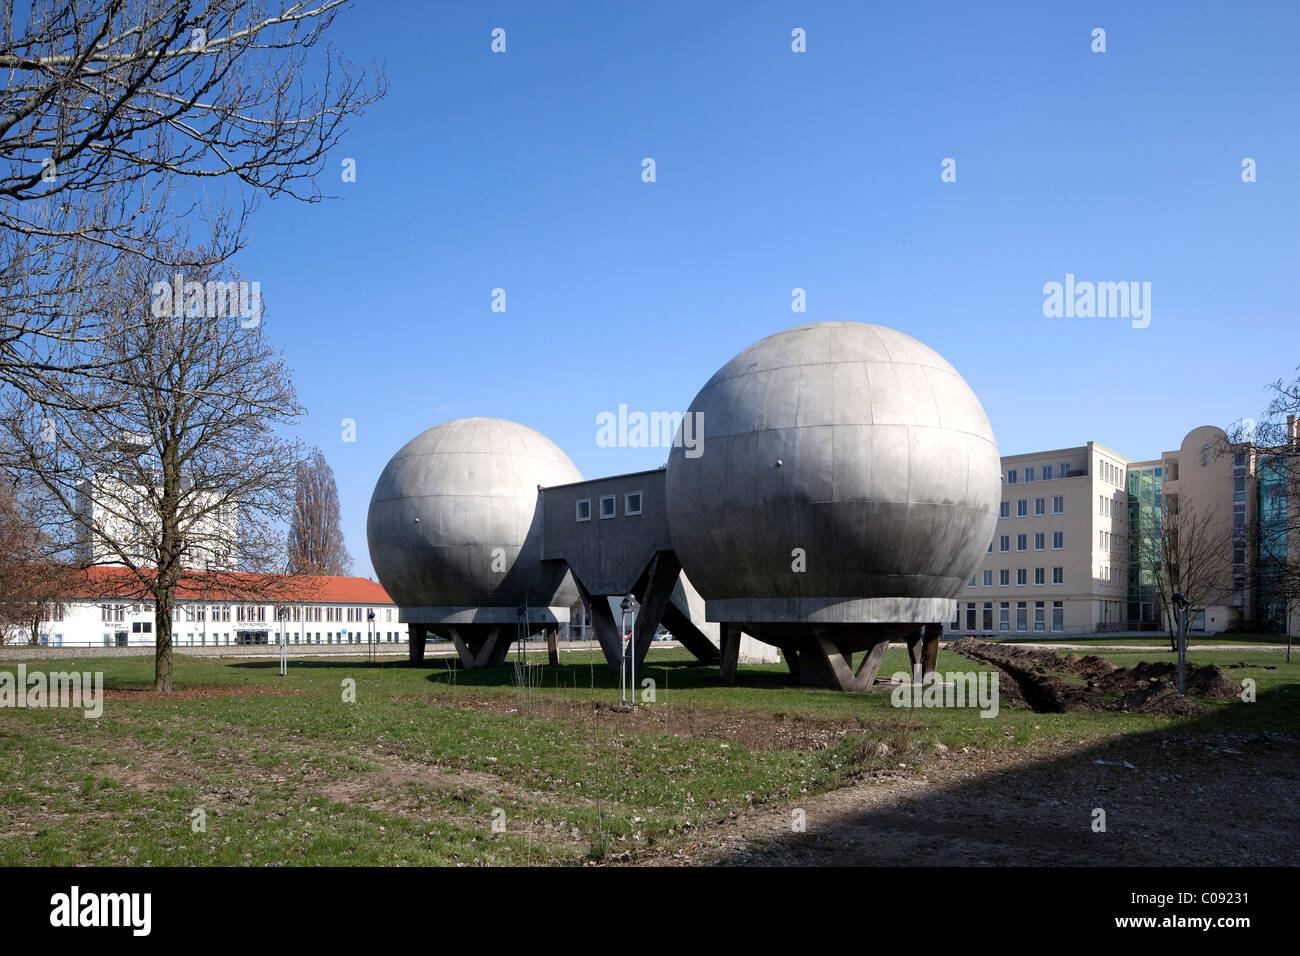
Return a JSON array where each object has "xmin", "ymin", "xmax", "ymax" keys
[
  {"xmin": 663, "ymin": 322, "xmax": 999, "ymax": 619},
  {"xmin": 367, "ymin": 418, "xmax": 582, "ymax": 614}
]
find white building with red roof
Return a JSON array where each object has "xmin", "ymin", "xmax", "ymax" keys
[{"xmin": 33, "ymin": 567, "xmax": 408, "ymax": 648}]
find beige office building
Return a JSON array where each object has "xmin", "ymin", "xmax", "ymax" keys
[{"xmin": 950, "ymin": 423, "xmax": 1295, "ymax": 638}]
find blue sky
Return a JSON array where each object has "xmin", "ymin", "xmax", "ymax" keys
[{"xmin": 236, "ymin": 1, "xmax": 1300, "ymax": 579}]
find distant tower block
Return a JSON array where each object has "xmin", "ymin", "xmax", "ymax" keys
[
  {"xmin": 366, "ymin": 418, "xmax": 582, "ymax": 667},
  {"xmin": 664, "ymin": 322, "xmax": 1001, "ymax": 690}
]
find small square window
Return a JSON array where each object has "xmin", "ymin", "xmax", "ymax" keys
[
  {"xmin": 576, "ymin": 498, "xmax": 591, "ymax": 521},
  {"xmin": 599, "ymin": 495, "xmax": 616, "ymax": 519},
  {"xmin": 624, "ymin": 491, "xmax": 642, "ymax": 516}
]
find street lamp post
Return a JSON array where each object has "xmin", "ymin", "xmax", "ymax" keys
[
  {"xmin": 616, "ymin": 595, "xmax": 639, "ymax": 710},
  {"xmin": 367, "ymin": 609, "xmax": 376, "ymax": 663}
]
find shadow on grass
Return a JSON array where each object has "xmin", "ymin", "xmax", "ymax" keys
[{"xmin": 710, "ymin": 681, "xmax": 1300, "ymax": 867}]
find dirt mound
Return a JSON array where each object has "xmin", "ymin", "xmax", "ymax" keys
[
  {"xmin": 1091, "ymin": 660, "xmax": 1242, "ymax": 700},
  {"xmin": 949, "ymin": 638, "xmax": 1242, "ymax": 715}
]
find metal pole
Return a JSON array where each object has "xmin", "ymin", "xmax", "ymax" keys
[{"xmin": 1177, "ymin": 606, "xmax": 1187, "ymax": 695}]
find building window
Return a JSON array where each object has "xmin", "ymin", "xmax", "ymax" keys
[
  {"xmin": 1052, "ymin": 496, "xmax": 1064, "ymax": 514},
  {"xmin": 982, "ymin": 602, "xmax": 994, "ymax": 631},
  {"xmin": 1025, "ymin": 467, "xmax": 1035, "ymax": 482},
  {"xmin": 1034, "ymin": 567, "xmax": 1046, "ymax": 586},
  {"xmin": 966, "ymin": 602, "xmax": 977, "ymax": 631},
  {"xmin": 1016, "ymin": 602, "xmax": 1027, "ymax": 631},
  {"xmin": 982, "ymin": 570, "xmax": 993, "ymax": 587},
  {"xmin": 987, "ymin": 541, "xmax": 993, "ymax": 554},
  {"xmin": 968, "ymin": 574, "xmax": 977, "ymax": 588},
  {"xmin": 599, "ymin": 495, "xmax": 616, "ymax": 519},
  {"xmin": 999, "ymin": 569, "xmax": 1010, "ymax": 587},
  {"xmin": 999, "ymin": 602, "xmax": 1010, "ymax": 631},
  {"xmin": 1016, "ymin": 568, "xmax": 1027, "ymax": 586},
  {"xmin": 1052, "ymin": 567, "xmax": 1064, "ymax": 585},
  {"xmin": 1043, "ymin": 465, "xmax": 1053, "ymax": 480},
  {"xmin": 1052, "ymin": 531, "xmax": 1063, "ymax": 550},
  {"xmin": 999, "ymin": 501, "xmax": 1009, "ymax": 519},
  {"xmin": 1060, "ymin": 462, "xmax": 1070, "ymax": 477},
  {"xmin": 951, "ymin": 603, "xmax": 961, "ymax": 631},
  {"xmin": 1016, "ymin": 499, "xmax": 1027, "ymax": 517},
  {"xmin": 1052, "ymin": 601, "xmax": 1064, "ymax": 631},
  {"xmin": 1034, "ymin": 533, "xmax": 1045, "ymax": 551},
  {"xmin": 1016, "ymin": 534, "xmax": 1027, "ymax": 552},
  {"xmin": 1000, "ymin": 535, "xmax": 1009, "ymax": 552},
  {"xmin": 1007, "ymin": 470, "xmax": 1017, "ymax": 484},
  {"xmin": 1034, "ymin": 602, "xmax": 1046, "ymax": 632},
  {"xmin": 1034, "ymin": 497, "xmax": 1045, "ymax": 516},
  {"xmin": 624, "ymin": 491, "xmax": 642, "ymax": 516},
  {"xmin": 576, "ymin": 498, "xmax": 591, "ymax": 522}
]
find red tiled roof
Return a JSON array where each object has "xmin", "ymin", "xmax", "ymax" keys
[{"xmin": 72, "ymin": 566, "xmax": 394, "ymax": 605}]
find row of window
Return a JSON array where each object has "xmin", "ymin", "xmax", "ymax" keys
[
  {"xmin": 990, "ymin": 531, "xmax": 1065, "ymax": 553},
  {"xmin": 970, "ymin": 567, "xmax": 1066, "ymax": 587},
  {"xmin": 98, "ymin": 604, "xmax": 395, "ymax": 623},
  {"xmin": 1099, "ymin": 458, "xmax": 1123, "ymax": 486},
  {"xmin": 99, "ymin": 631, "xmax": 406, "ymax": 647},
  {"xmin": 954, "ymin": 600, "xmax": 1065, "ymax": 632},
  {"xmin": 576, "ymin": 491, "xmax": 642, "ymax": 522},
  {"xmin": 999, "ymin": 496, "xmax": 1065, "ymax": 518},
  {"xmin": 1004, "ymin": 464, "xmax": 1072, "ymax": 484}
]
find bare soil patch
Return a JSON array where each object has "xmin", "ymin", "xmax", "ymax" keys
[
  {"xmin": 406, "ymin": 691, "xmax": 888, "ymax": 753},
  {"xmin": 104, "ymin": 685, "xmax": 305, "ymax": 701}
]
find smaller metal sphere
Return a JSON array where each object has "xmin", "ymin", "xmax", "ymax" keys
[{"xmin": 367, "ymin": 417, "xmax": 582, "ymax": 614}]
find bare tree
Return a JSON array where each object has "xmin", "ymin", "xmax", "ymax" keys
[
  {"xmin": 0, "ymin": 0, "xmax": 385, "ymax": 395},
  {"xmin": 0, "ymin": 472, "xmax": 79, "ymax": 644},
  {"xmin": 1131, "ymin": 493, "xmax": 1235, "ymax": 652},
  {"xmin": 287, "ymin": 447, "xmax": 351, "ymax": 576},
  {"xmin": 0, "ymin": 249, "xmax": 308, "ymax": 690}
]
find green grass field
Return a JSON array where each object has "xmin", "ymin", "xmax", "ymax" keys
[{"xmin": 0, "ymin": 646, "xmax": 1294, "ymax": 866}]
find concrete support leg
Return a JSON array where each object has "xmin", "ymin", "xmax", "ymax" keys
[
  {"xmin": 798, "ymin": 632, "xmax": 893, "ymax": 691},
  {"xmin": 781, "ymin": 645, "xmax": 800, "ymax": 680},
  {"xmin": 632, "ymin": 551, "xmax": 681, "ymax": 666},
  {"xmin": 923, "ymin": 623, "xmax": 941, "ymax": 675},
  {"xmin": 719, "ymin": 622, "xmax": 741, "ymax": 685},
  {"xmin": 482, "ymin": 626, "xmax": 509, "ymax": 667},
  {"xmin": 447, "ymin": 628, "xmax": 477, "ymax": 669},
  {"xmin": 574, "ymin": 579, "xmax": 623, "ymax": 671},
  {"xmin": 545, "ymin": 625, "xmax": 559, "ymax": 666},
  {"xmin": 447, "ymin": 626, "xmax": 506, "ymax": 669},
  {"xmin": 408, "ymin": 625, "xmax": 427, "ymax": 665},
  {"xmin": 853, "ymin": 635, "xmax": 893, "ymax": 690},
  {"xmin": 906, "ymin": 624, "xmax": 941, "ymax": 681}
]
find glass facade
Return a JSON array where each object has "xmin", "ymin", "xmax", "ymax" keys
[
  {"xmin": 1257, "ymin": 454, "xmax": 1289, "ymax": 630},
  {"xmin": 1127, "ymin": 466, "xmax": 1162, "ymax": 628}
]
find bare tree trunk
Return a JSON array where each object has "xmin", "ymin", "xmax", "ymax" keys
[{"xmin": 154, "ymin": 597, "xmax": 173, "ymax": 694}]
